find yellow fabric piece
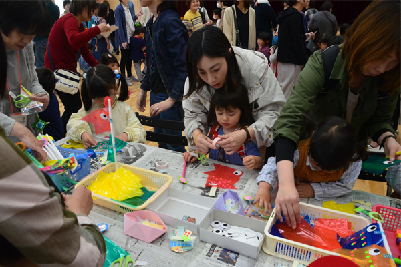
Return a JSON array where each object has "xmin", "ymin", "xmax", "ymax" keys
[
  {"xmin": 66, "ymin": 101, "xmax": 146, "ymax": 144},
  {"xmin": 88, "ymin": 167, "xmax": 143, "ymax": 201},
  {"xmin": 322, "ymin": 200, "xmax": 355, "ymax": 215}
]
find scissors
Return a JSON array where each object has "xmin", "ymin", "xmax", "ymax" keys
[
  {"xmin": 9, "ymin": 86, "xmax": 32, "ymax": 108},
  {"xmin": 111, "ymin": 255, "xmax": 135, "ymax": 267}
]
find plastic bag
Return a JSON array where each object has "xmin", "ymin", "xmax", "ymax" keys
[
  {"xmin": 88, "ymin": 167, "xmax": 143, "ymax": 201},
  {"xmin": 103, "ymin": 236, "xmax": 130, "ymax": 267},
  {"xmin": 277, "ymin": 218, "xmax": 342, "ymax": 251}
]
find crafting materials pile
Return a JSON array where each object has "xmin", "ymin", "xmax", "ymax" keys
[
  {"xmin": 169, "ymin": 226, "xmax": 196, "ymax": 253},
  {"xmin": 246, "ymin": 202, "xmax": 270, "ymax": 220},
  {"xmin": 88, "ymin": 167, "xmax": 143, "ymax": 201},
  {"xmin": 211, "ymin": 221, "xmax": 263, "ymax": 246}
]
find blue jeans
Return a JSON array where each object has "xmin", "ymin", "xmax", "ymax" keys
[
  {"xmin": 35, "ymin": 39, "xmax": 48, "ymax": 68},
  {"xmin": 150, "ymin": 92, "xmax": 186, "ymax": 152}
]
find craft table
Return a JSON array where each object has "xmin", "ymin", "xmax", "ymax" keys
[{"xmin": 55, "ymin": 138, "xmax": 401, "ymax": 267}]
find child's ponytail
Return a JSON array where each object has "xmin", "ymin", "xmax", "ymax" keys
[
  {"xmin": 118, "ymin": 75, "xmax": 129, "ymax": 102},
  {"xmin": 81, "ymin": 69, "xmax": 94, "ymax": 111}
]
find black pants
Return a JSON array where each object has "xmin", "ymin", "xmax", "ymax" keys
[
  {"xmin": 120, "ymin": 47, "xmax": 132, "ymax": 77},
  {"xmin": 56, "ymin": 90, "xmax": 82, "ymax": 134}
]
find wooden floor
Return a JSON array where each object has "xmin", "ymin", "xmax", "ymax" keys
[{"xmin": 57, "ymin": 61, "xmax": 391, "ymax": 197}]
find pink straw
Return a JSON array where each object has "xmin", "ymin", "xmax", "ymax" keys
[{"xmin": 182, "ymin": 160, "xmax": 187, "ymax": 178}]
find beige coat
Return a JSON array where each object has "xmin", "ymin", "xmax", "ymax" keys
[
  {"xmin": 223, "ymin": 5, "xmax": 256, "ymax": 50},
  {"xmin": 183, "ymin": 47, "xmax": 286, "ymax": 152}
]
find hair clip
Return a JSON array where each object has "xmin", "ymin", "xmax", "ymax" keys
[
  {"xmin": 108, "ymin": 54, "xmax": 112, "ymax": 58},
  {"xmin": 82, "ymin": 72, "xmax": 87, "ymax": 79},
  {"xmin": 114, "ymin": 70, "xmax": 120, "ymax": 80}
]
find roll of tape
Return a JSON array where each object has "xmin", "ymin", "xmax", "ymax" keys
[{"xmin": 156, "ymin": 161, "xmax": 168, "ymax": 170}]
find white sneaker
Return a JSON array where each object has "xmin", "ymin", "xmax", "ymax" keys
[{"xmin": 125, "ymin": 77, "xmax": 132, "ymax": 86}]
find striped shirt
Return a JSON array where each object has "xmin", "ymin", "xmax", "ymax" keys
[
  {"xmin": 183, "ymin": 10, "xmax": 203, "ymax": 33},
  {"xmin": 0, "ymin": 127, "xmax": 106, "ymax": 266},
  {"xmin": 256, "ymin": 149, "xmax": 362, "ymax": 200}
]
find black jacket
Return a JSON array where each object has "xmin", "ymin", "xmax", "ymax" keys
[
  {"xmin": 277, "ymin": 7, "xmax": 307, "ymax": 66},
  {"xmin": 252, "ymin": 3, "xmax": 277, "ymax": 42}
]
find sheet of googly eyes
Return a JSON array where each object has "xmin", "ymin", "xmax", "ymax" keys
[{"xmin": 210, "ymin": 222, "xmax": 263, "ymax": 247}]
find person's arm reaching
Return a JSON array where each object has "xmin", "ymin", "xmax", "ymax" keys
[{"xmin": 0, "ymin": 131, "xmax": 106, "ymax": 266}]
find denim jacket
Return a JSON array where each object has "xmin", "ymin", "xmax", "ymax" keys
[
  {"xmin": 115, "ymin": 1, "xmax": 137, "ymax": 49},
  {"xmin": 140, "ymin": 9, "xmax": 189, "ymax": 101}
]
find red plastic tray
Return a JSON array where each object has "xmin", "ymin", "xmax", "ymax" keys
[{"xmin": 372, "ymin": 204, "xmax": 401, "ymax": 259}]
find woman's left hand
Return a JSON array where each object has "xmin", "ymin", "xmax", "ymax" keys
[
  {"xmin": 217, "ymin": 129, "xmax": 247, "ymax": 155},
  {"xmin": 29, "ymin": 93, "xmax": 49, "ymax": 110},
  {"xmin": 384, "ymin": 136, "xmax": 401, "ymax": 161},
  {"xmin": 205, "ymin": 20, "xmax": 213, "ymax": 26},
  {"xmin": 150, "ymin": 98, "xmax": 175, "ymax": 116}
]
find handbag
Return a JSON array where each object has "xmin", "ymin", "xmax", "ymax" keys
[
  {"xmin": 231, "ymin": 6, "xmax": 243, "ymax": 48},
  {"xmin": 47, "ymin": 43, "xmax": 81, "ymax": 95}
]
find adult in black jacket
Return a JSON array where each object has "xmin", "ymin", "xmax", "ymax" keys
[
  {"xmin": 252, "ymin": 0, "xmax": 277, "ymax": 45},
  {"xmin": 276, "ymin": 0, "xmax": 307, "ymax": 101},
  {"xmin": 104, "ymin": 1, "xmax": 118, "ymax": 54}
]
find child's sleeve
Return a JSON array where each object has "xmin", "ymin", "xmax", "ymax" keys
[
  {"xmin": 310, "ymin": 160, "xmax": 362, "ymax": 200},
  {"xmin": 66, "ymin": 108, "xmax": 92, "ymax": 142},
  {"xmin": 123, "ymin": 104, "xmax": 146, "ymax": 143},
  {"xmin": 256, "ymin": 150, "xmax": 300, "ymax": 190},
  {"xmin": 245, "ymin": 141, "xmax": 261, "ymax": 157}
]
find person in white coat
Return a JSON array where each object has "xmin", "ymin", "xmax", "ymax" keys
[{"xmin": 183, "ymin": 26, "xmax": 285, "ymax": 157}]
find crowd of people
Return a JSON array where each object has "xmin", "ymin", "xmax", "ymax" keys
[{"xmin": 0, "ymin": 0, "xmax": 400, "ymax": 266}]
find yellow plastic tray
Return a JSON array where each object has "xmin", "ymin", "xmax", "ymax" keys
[{"xmin": 75, "ymin": 163, "xmax": 173, "ymax": 213}]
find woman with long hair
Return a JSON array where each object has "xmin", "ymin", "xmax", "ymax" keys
[
  {"xmin": 136, "ymin": 0, "xmax": 189, "ymax": 152},
  {"xmin": 183, "ymin": 26, "xmax": 285, "ymax": 159},
  {"xmin": 273, "ymin": 0, "xmax": 401, "ymax": 229}
]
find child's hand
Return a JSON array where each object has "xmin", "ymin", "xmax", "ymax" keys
[
  {"xmin": 116, "ymin": 133, "xmax": 128, "ymax": 142},
  {"xmin": 81, "ymin": 132, "xmax": 98, "ymax": 149},
  {"xmin": 254, "ymin": 182, "xmax": 272, "ymax": 215},
  {"xmin": 296, "ymin": 183, "xmax": 315, "ymax": 198},
  {"xmin": 182, "ymin": 152, "xmax": 197, "ymax": 163},
  {"xmin": 243, "ymin": 156, "xmax": 256, "ymax": 170}
]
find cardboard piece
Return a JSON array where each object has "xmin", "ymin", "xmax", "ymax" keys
[
  {"xmin": 124, "ymin": 210, "xmax": 167, "ymax": 243},
  {"xmin": 147, "ymin": 188, "xmax": 217, "ymax": 231},
  {"xmin": 200, "ymin": 209, "xmax": 266, "ymax": 259}
]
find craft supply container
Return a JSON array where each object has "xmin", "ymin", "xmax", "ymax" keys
[
  {"xmin": 124, "ymin": 210, "xmax": 167, "ymax": 243},
  {"xmin": 199, "ymin": 209, "xmax": 266, "ymax": 259},
  {"xmin": 263, "ymin": 202, "xmax": 371, "ymax": 265},
  {"xmin": 75, "ymin": 163, "xmax": 173, "ymax": 212}
]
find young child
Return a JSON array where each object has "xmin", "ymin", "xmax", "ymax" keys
[
  {"xmin": 257, "ymin": 32, "xmax": 271, "ymax": 59},
  {"xmin": 183, "ymin": 87, "xmax": 263, "ymax": 170},
  {"xmin": 99, "ymin": 52, "xmax": 119, "ymax": 73},
  {"xmin": 79, "ymin": 43, "xmax": 98, "ymax": 72},
  {"xmin": 35, "ymin": 68, "xmax": 64, "ymax": 141},
  {"xmin": 255, "ymin": 117, "xmax": 367, "ymax": 212},
  {"xmin": 96, "ymin": 2, "xmax": 111, "ymax": 57},
  {"xmin": 129, "ymin": 26, "xmax": 146, "ymax": 82},
  {"xmin": 213, "ymin": 8, "xmax": 222, "ymax": 28},
  {"xmin": 66, "ymin": 65, "xmax": 146, "ymax": 148}
]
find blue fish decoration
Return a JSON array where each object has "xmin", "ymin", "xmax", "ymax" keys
[{"xmin": 337, "ymin": 223, "xmax": 384, "ymax": 249}]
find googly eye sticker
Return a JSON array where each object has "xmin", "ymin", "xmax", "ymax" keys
[
  {"xmin": 233, "ymin": 170, "xmax": 243, "ymax": 176},
  {"xmin": 100, "ymin": 113, "xmax": 108, "ymax": 120},
  {"xmin": 369, "ymin": 248, "xmax": 381, "ymax": 256},
  {"xmin": 220, "ymin": 223, "xmax": 230, "ymax": 230},
  {"xmin": 211, "ymin": 220, "xmax": 221, "ymax": 228},
  {"xmin": 367, "ymin": 225, "xmax": 377, "ymax": 232},
  {"xmin": 212, "ymin": 229, "xmax": 223, "ymax": 235},
  {"xmin": 383, "ymin": 160, "xmax": 394, "ymax": 165}
]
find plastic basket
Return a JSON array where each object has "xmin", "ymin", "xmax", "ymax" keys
[
  {"xmin": 48, "ymin": 147, "xmax": 91, "ymax": 192},
  {"xmin": 263, "ymin": 202, "xmax": 370, "ymax": 265},
  {"xmin": 75, "ymin": 163, "xmax": 173, "ymax": 213},
  {"xmin": 372, "ymin": 204, "xmax": 401, "ymax": 259}
]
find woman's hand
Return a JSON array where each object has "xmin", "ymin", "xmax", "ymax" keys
[
  {"xmin": 10, "ymin": 121, "xmax": 47, "ymax": 162},
  {"xmin": 204, "ymin": 20, "xmax": 213, "ymax": 26},
  {"xmin": 136, "ymin": 89, "xmax": 147, "ymax": 112},
  {"xmin": 195, "ymin": 134, "xmax": 213, "ymax": 155},
  {"xmin": 380, "ymin": 132, "xmax": 401, "ymax": 161},
  {"xmin": 136, "ymin": 9, "xmax": 143, "ymax": 17},
  {"xmin": 122, "ymin": 42, "xmax": 128, "ymax": 49},
  {"xmin": 81, "ymin": 132, "xmax": 97, "ymax": 149},
  {"xmin": 254, "ymin": 182, "xmax": 272, "ymax": 215},
  {"xmin": 217, "ymin": 129, "xmax": 247, "ymax": 155},
  {"xmin": 150, "ymin": 98, "xmax": 175, "ymax": 116},
  {"xmin": 183, "ymin": 152, "xmax": 197, "ymax": 163},
  {"xmin": 275, "ymin": 160, "xmax": 301, "ymax": 229},
  {"xmin": 98, "ymin": 23, "xmax": 110, "ymax": 33},
  {"xmin": 29, "ymin": 93, "xmax": 49, "ymax": 111},
  {"xmin": 116, "ymin": 132, "xmax": 128, "ymax": 142}
]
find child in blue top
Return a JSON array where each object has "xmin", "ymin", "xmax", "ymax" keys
[
  {"xmin": 183, "ymin": 86, "xmax": 262, "ymax": 170},
  {"xmin": 130, "ymin": 25, "xmax": 146, "ymax": 82},
  {"xmin": 35, "ymin": 68, "xmax": 64, "ymax": 141}
]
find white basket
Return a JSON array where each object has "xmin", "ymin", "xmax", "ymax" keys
[{"xmin": 263, "ymin": 202, "xmax": 371, "ymax": 265}]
